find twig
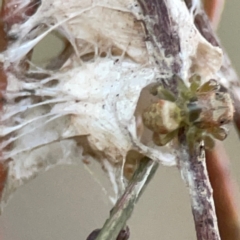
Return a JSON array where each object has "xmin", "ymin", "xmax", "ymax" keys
[
  {"xmin": 137, "ymin": 1, "xmax": 222, "ymax": 238},
  {"xmin": 206, "ymin": 142, "xmax": 240, "ymax": 240},
  {"xmin": 203, "ymin": 0, "xmax": 225, "ymax": 29},
  {"xmin": 87, "ymin": 227, "xmax": 130, "ymax": 240},
  {"xmin": 95, "ymin": 157, "xmax": 158, "ymax": 240},
  {"xmin": 177, "ymin": 135, "xmax": 221, "ymax": 240},
  {"xmin": 184, "ymin": 1, "xmax": 240, "ymax": 239}
]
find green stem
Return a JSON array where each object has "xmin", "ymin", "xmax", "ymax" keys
[{"xmin": 95, "ymin": 157, "xmax": 159, "ymax": 240}]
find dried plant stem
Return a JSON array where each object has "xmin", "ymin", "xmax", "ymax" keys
[
  {"xmin": 182, "ymin": 1, "xmax": 240, "ymax": 238},
  {"xmin": 178, "ymin": 139, "xmax": 220, "ymax": 240},
  {"xmin": 206, "ymin": 142, "xmax": 240, "ymax": 240},
  {"xmin": 95, "ymin": 158, "xmax": 158, "ymax": 240},
  {"xmin": 0, "ymin": 0, "xmax": 40, "ymax": 200},
  {"xmin": 203, "ymin": 0, "xmax": 225, "ymax": 29},
  {"xmin": 0, "ymin": 1, "xmax": 13, "ymax": 200}
]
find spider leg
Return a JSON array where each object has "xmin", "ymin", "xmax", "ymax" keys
[
  {"xmin": 152, "ymin": 131, "xmax": 177, "ymax": 146},
  {"xmin": 186, "ymin": 127, "xmax": 197, "ymax": 150},
  {"xmin": 187, "ymin": 127, "xmax": 215, "ymax": 149},
  {"xmin": 150, "ymin": 85, "xmax": 176, "ymax": 102},
  {"xmin": 197, "ymin": 79, "xmax": 220, "ymax": 93},
  {"xmin": 186, "ymin": 126, "xmax": 204, "ymax": 150},
  {"xmin": 189, "ymin": 74, "xmax": 201, "ymax": 93},
  {"xmin": 176, "ymin": 75, "xmax": 195, "ymax": 100},
  {"xmin": 209, "ymin": 127, "xmax": 228, "ymax": 141},
  {"xmin": 202, "ymin": 134, "xmax": 215, "ymax": 149}
]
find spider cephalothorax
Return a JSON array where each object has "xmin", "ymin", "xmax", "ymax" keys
[{"xmin": 142, "ymin": 75, "xmax": 234, "ymax": 149}]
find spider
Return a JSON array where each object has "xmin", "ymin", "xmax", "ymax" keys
[{"xmin": 142, "ymin": 75, "xmax": 234, "ymax": 150}]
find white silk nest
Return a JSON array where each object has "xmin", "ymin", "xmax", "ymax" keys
[{"xmin": 0, "ymin": 0, "xmax": 224, "ymax": 209}]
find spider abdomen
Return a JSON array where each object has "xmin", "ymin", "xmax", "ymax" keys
[{"xmin": 142, "ymin": 99, "xmax": 182, "ymax": 134}]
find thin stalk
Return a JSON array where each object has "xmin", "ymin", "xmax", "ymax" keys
[
  {"xmin": 178, "ymin": 133, "xmax": 221, "ymax": 240},
  {"xmin": 95, "ymin": 158, "xmax": 158, "ymax": 240},
  {"xmin": 206, "ymin": 142, "xmax": 240, "ymax": 240}
]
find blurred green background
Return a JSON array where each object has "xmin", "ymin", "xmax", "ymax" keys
[{"xmin": 0, "ymin": 1, "xmax": 239, "ymax": 240}]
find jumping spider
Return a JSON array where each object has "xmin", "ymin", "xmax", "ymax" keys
[{"xmin": 142, "ymin": 75, "xmax": 234, "ymax": 149}]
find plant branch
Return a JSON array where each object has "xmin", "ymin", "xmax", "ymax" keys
[
  {"xmin": 183, "ymin": 1, "xmax": 240, "ymax": 239},
  {"xmin": 95, "ymin": 157, "xmax": 158, "ymax": 240},
  {"xmin": 177, "ymin": 135, "xmax": 221, "ymax": 240},
  {"xmin": 203, "ymin": 0, "xmax": 225, "ymax": 29},
  {"xmin": 206, "ymin": 142, "xmax": 240, "ymax": 240}
]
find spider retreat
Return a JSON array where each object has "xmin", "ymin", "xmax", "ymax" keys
[{"xmin": 142, "ymin": 75, "xmax": 234, "ymax": 149}]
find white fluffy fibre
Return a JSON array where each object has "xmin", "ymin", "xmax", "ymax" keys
[{"xmin": 0, "ymin": 0, "xmax": 225, "ymax": 209}]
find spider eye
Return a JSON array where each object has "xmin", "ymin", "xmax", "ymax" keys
[{"xmin": 219, "ymin": 118, "xmax": 227, "ymax": 125}]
